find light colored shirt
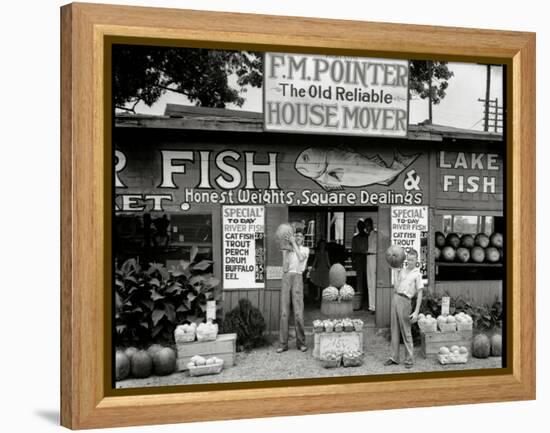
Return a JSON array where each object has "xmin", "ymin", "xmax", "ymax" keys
[
  {"xmin": 394, "ymin": 267, "xmax": 424, "ymax": 299},
  {"xmin": 284, "ymin": 246, "xmax": 309, "ymax": 274}
]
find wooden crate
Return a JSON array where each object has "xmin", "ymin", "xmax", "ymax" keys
[
  {"xmin": 320, "ymin": 299, "xmax": 353, "ymax": 317},
  {"xmin": 176, "ymin": 333, "xmax": 236, "ymax": 371},
  {"xmin": 420, "ymin": 330, "xmax": 473, "ymax": 358},
  {"xmin": 313, "ymin": 331, "xmax": 364, "ymax": 359}
]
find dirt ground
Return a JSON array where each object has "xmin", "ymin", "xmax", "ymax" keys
[{"xmin": 116, "ymin": 329, "xmax": 502, "ymax": 389}]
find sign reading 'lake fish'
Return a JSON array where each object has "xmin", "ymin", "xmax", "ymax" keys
[{"xmin": 264, "ymin": 53, "xmax": 409, "ymax": 137}]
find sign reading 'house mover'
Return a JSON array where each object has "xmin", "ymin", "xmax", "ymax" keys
[{"xmin": 264, "ymin": 53, "xmax": 409, "ymax": 136}]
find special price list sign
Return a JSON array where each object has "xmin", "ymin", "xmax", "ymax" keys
[
  {"xmin": 222, "ymin": 205, "xmax": 265, "ymax": 289},
  {"xmin": 391, "ymin": 206, "xmax": 429, "ymax": 280}
]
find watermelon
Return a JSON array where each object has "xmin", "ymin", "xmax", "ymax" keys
[
  {"xmin": 131, "ymin": 350, "xmax": 153, "ymax": 378},
  {"xmin": 475, "ymin": 233, "xmax": 490, "ymax": 248},
  {"xmin": 490, "ymin": 232, "xmax": 503, "ymax": 248},
  {"xmin": 147, "ymin": 344, "xmax": 163, "ymax": 358},
  {"xmin": 460, "ymin": 234, "xmax": 475, "ymax": 249},
  {"xmin": 490, "ymin": 334, "xmax": 503, "ymax": 356},
  {"xmin": 115, "ymin": 350, "xmax": 130, "ymax": 381},
  {"xmin": 470, "ymin": 246, "xmax": 485, "ymax": 263},
  {"xmin": 275, "ymin": 223, "xmax": 294, "ymax": 250},
  {"xmin": 456, "ymin": 247, "xmax": 470, "ymax": 263},
  {"xmin": 322, "ymin": 286, "xmax": 339, "ymax": 301},
  {"xmin": 441, "ymin": 246, "xmax": 456, "ymax": 262},
  {"xmin": 434, "ymin": 247, "xmax": 441, "ymax": 261},
  {"xmin": 339, "ymin": 284, "xmax": 355, "ymax": 301},
  {"xmin": 485, "ymin": 247, "xmax": 500, "ymax": 263},
  {"xmin": 472, "ymin": 334, "xmax": 491, "ymax": 358},
  {"xmin": 124, "ymin": 346, "xmax": 138, "ymax": 360},
  {"xmin": 153, "ymin": 347, "xmax": 177, "ymax": 376},
  {"xmin": 435, "ymin": 232, "xmax": 446, "ymax": 248},
  {"xmin": 446, "ymin": 233, "xmax": 460, "ymax": 249},
  {"xmin": 329, "ymin": 263, "xmax": 347, "ymax": 288},
  {"xmin": 385, "ymin": 245, "xmax": 406, "ymax": 269}
]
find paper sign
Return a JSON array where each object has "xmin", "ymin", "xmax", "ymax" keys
[
  {"xmin": 206, "ymin": 300, "xmax": 216, "ymax": 321},
  {"xmin": 441, "ymin": 296, "xmax": 450, "ymax": 316}
]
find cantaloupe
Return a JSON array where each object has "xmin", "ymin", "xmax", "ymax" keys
[
  {"xmin": 115, "ymin": 350, "xmax": 130, "ymax": 381},
  {"xmin": 153, "ymin": 347, "xmax": 176, "ymax": 376},
  {"xmin": 385, "ymin": 245, "xmax": 406, "ymax": 268},
  {"xmin": 131, "ymin": 350, "xmax": 153, "ymax": 378},
  {"xmin": 472, "ymin": 334, "xmax": 491, "ymax": 358},
  {"xmin": 490, "ymin": 334, "xmax": 503, "ymax": 357},
  {"xmin": 328, "ymin": 264, "xmax": 347, "ymax": 288}
]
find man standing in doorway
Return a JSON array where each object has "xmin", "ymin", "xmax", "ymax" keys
[
  {"xmin": 277, "ymin": 228, "xmax": 310, "ymax": 353},
  {"xmin": 365, "ymin": 218, "xmax": 377, "ymax": 313},
  {"xmin": 352, "ymin": 219, "xmax": 369, "ymax": 309}
]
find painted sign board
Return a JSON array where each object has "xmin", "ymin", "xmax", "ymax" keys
[
  {"xmin": 264, "ymin": 53, "xmax": 409, "ymax": 137},
  {"xmin": 222, "ymin": 205, "xmax": 265, "ymax": 289},
  {"xmin": 391, "ymin": 205, "xmax": 429, "ymax": 281}
]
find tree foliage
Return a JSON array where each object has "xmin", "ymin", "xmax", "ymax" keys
[
  {"xmin": 113, "ymin": 45, "xmax": 263, "ymax": 112},
  {"xmin": 409, "ymin": 61, "xmax": 454, "ymax": 110}
]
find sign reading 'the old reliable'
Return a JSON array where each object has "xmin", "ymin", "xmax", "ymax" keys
[{"xmin": 264, "ymin": 53, "xmax": 409, "ymax": 137}]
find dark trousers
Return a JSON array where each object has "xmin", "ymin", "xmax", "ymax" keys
[{"xmin": 279, "ymin": 272, "xmax": 306, "ymax": 348}]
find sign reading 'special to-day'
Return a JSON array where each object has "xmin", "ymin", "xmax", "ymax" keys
[
  {"xmin": 264, "ymin": 53, "xmax": 409, "ymax": 136},
  {"xmin": 222, "ymin": 205, "xmax": 265, "ymax": 289}
]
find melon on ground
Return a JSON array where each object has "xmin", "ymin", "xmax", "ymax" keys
[
  {"xmin": 329, "ymin": 263, "xmax": 347, "ymax": 288},
  {"xmin": 490, "ymin": 334, "xmax": 503, "ymax": 356},
  {"xmin": 131, "ymin": 350, "xmax": 153, "ymax": 378},
  {"xmin": 147, "ymin": 344, "xmax": 164, "ymax": 358},
  {"xmin": 472, "ymin": 334, "xmax": 491, "ymax": 358},
  {"xmin": 124, "ymin": 346, "xmax": 138, "ymax": 360},
  {"xmin": 115, "ymin": 350, "xmax": 130, "ymax": 381},
  {"xmin": 153, "ymin": 347, "xmax": 177, "ymax": 376}
]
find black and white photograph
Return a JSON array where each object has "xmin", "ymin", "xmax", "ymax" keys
[{"xmin": 112, "ymin": 45, "xmax": 505, "ymax": 388}]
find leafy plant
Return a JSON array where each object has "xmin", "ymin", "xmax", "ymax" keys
[
  {"xmin": 115, "ymin": 257, "xmax": 221, "ymax": 347},
  {"xmin": 222, "ymin": 298, "xmax": 266, "ymax": 351}
]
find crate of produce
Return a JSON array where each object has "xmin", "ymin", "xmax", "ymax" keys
[
  {"xmin": 320, "ymin": 299, "xmax": 353, "ymax": 318},
  {"xmin": 187, "ymin": 356, "xmax": 224, "ymax": 376},
  {"xmin": 320, "ymin": 352, "xmax": 341, "ymax": 368},
  {"xmin": 342, "ymin": 351, "xmax": 364, "ymax": 367},
  {"xmin": 437, "ymin": 346, "xmax": 469, "ymax": 364},
  {"xmin": 353, "ymin": 319, "xmax": 364, "ymax": 332},
  {"xmin": 456, "ymin": 321, "xmax": 473, "ymax": 331},
  {"xmin": 418, "ymin": 321, "xmax": 437, "ymax": 333},
  {"xmin": 313, "ymin": 320, "xmax": 324, "ymax": 333},
  {"xmin": 174, "ymin": 323, "xmax": 196, "ymax": 343},
  {"xmin": 421, "ymin": 330, "xmax": 473, "ymax": 358},
  {"xmin": 313, "ymin": 330, "xmax": 363, "ymax": 359},
  {"xmin": 438, "ymin": 322, "xmax": 457, "ymax": 333},
  {"xmin": 196, "ymin": 321, "xmax": 218, "ymax": 342},
  {"xmin": 176, "ymin": 333, "xmax": 236, "ymax": 371}
]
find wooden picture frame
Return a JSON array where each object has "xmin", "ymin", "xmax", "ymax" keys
[{"xmin": 61, "ymin": 2, "xmax": 535, "ymax": 429}]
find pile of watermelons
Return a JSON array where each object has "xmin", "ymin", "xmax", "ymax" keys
[
  {"xmin": 115, "ymin": 344, "xmax": 177, "ymax": 381},
  {"xmin": 435, "ymin": 231, "xmax": 503, "ymax": 264}
]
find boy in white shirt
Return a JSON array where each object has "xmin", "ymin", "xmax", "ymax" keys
[
  {"xmin": 384, "ymin": 248, "xmax": 424, "ymax": 368},
  {"xmin": 277, "ymin": 228, "xmax": 310, "ymax": 353}
]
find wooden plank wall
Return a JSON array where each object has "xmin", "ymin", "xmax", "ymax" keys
[
  {"xmin": 221, "ymin": 206, "xmax": 287, "ymax": 331},
  {"xmin": 435, "ymin": 280, "xmax": 502, "ymax": 306},
  {"xmin": 375, "ymin": 206, "xmax": 392, "ymax": 328}
]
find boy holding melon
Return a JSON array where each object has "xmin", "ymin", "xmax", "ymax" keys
[
  {"xmin": 384, "ymin": 248, "xmax": 424, "ymax": 368},
  {"xmin": 277, "ymin": 228, "xmax": 310, "ymax": 353}
]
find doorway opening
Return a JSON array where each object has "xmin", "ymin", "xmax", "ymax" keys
[{"xmin": 288, "ymin": 206, "xmax": 378, "ymax": 328}]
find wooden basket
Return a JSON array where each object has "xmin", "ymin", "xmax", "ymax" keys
[
  {"xmin": 456, "ymin": 322, "xmax": 473, "ymax": 331},
  {"xmin": 342, "ymin": 354, "xmax": 364, "ymax": 367},
  {"xmin": 438, "ymin": 322, "xmax": 457, "ymax": 333},
  {"xmin": 418, "ymin": 322, "xmax": 437, "ymax": 333},
  {"xmin": 174, "ymin": 333, "xmax": 195, "ymax": 344},
  {"xmin": 320, "ymin": 357, "xmax": 341, "ymax": 368},
  {"xmin": 437, "ymin": 353, "xmax": 468, "ymax": 365},
  {"xmin": 188, "ymin": 360, "xmax": 224, "ymax": 376}
]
